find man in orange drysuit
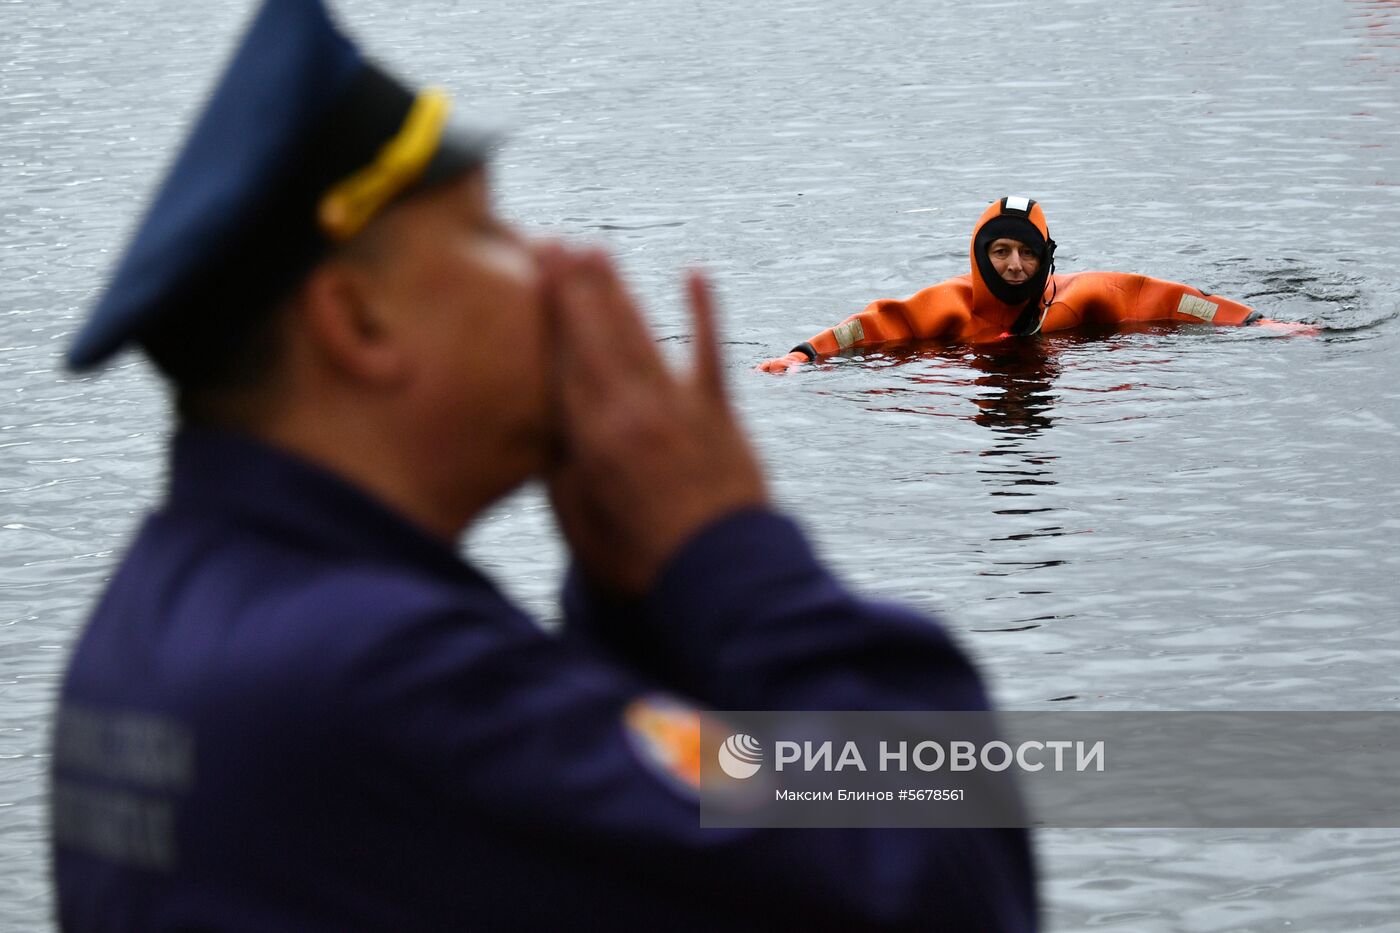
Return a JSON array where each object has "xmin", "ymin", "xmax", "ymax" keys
[{"xmin": 759, "ymin": 196, "xmax": 1302, "ymax": 372}]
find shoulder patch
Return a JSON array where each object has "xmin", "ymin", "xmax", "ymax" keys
[
  {"xmin": 1177, "ymin": 293, "xmax": 1219, "ymax": 322},
  {"xmin": 833, "ymin": 318, "xmax": 865, "ymax": 350},
  {"xmin": 622, "ymin": 694, "xmax": 702, "ymax": 796}
]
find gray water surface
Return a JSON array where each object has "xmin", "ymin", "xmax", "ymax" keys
[{"xmin": 4, "ymin": 0, "xmax": 1399, "ymax": 929}]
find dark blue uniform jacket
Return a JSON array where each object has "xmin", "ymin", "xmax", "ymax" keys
[{"xmin": 53, "ymin": 428, "xmax": 1035, "ymax": 931}]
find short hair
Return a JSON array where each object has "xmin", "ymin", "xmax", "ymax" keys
[
  {"xmin": 133, "ymin": 210, "xmax": 311, "ymax": 420},
  {"xmin": 139, "ymin": 295, "xmax": 289, "ymax": 421},
  {"xmin": 136, "ymin": 225, "xmax": 385, "ymax": 421}
]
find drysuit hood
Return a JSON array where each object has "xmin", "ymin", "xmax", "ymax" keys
[{"xmin": 970, "ymin": 196, "xmax": 1056, "ymax": 329}]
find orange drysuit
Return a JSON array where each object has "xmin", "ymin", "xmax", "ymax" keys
[{"xmin": 760, "ymin": 197, "xmax": 1269, "ymax": 372}]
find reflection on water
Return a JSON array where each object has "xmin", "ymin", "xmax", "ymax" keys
[
  {"xmin": 857, "ymin": 339, "xmax": 1065, "ymax": 437},
  {"xmin": 966, "ymin": 343, "xmax": 1062, "ymax": 437},
  {"xmin": 877, "ymin": 340, "xmax": 1070, "ymax": 556},
  {"xmin": 961, "ymin": 343, "xmax": 1065, "ymax": 559},
  {"xmin": 847, "ymin": 338, "xmax": 1144, "ymax": 598}
]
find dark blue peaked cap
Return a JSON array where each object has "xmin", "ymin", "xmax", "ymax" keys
[{"xmin": 67, "ymin": 0, "xmax": 496, "ymax": 371}]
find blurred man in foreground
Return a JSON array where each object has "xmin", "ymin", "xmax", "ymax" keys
[{"xmin": 51, "ymin": 0, "xmax": 1035, "ymax": 929}]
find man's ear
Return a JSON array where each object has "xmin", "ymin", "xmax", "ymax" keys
[{"xmin": 297, "ymin": 260, "xmax": 410, "ymax": 387}]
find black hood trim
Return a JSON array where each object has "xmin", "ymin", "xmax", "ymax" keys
[{"xmin": 974, "ymin": 211, "xmax": 1052, "ymax": 308}]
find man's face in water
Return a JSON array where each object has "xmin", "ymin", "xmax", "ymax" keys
[{"xmin": 987, "ymin": 238, "xmax": 1041, "ymax": 285}]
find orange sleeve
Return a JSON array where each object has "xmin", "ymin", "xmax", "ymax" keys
[
  {"xmin": 796, "ymin": 281, "xmax": 970, "ymax": 360},
  {"xmin": 1067, "ymin": 273, "xmax": 1257, "ymax": 327}
]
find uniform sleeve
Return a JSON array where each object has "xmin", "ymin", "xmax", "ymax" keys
[
  {"xmin": 564, "ymin": 509, "xmax": 992, "ymax": 712},
  {"xmin": 329, "ymin": 520, "xmax": 1036, "ymax": 932},
  {"xmin": 794, "ymin": 298, "xmax": 917, "ymax": 360},
  {"xmin": 788, "ymin": 281, "xmax": 970, "ymax": 362},
  {"xmin": 1068, "ymin": 272, "xmax": 1259, "ymax": 327}
]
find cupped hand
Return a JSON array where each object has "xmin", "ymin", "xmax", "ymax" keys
[{"xmin": 540, "ymin": 243, "xmax": 768, "ymax": 597}]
